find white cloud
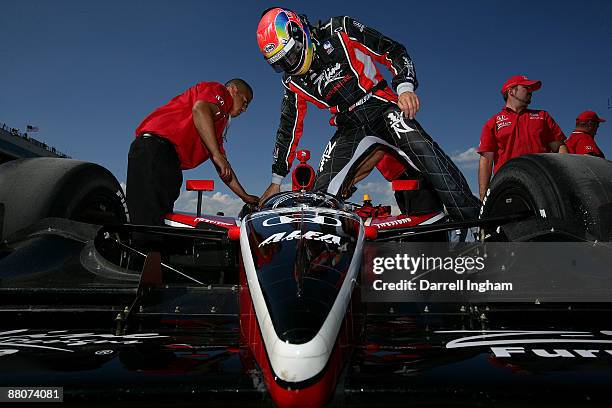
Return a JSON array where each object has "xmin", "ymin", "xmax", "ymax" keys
[
  {"xmin": 124, "ymin": 180, "xmax": 295, "ymax": 219},
  {"xmin": 174, "ymin": 189, "xmax": 245, "ymax": 217},
  {"xmin": 451, "ymin": 147, "xmax": 480, "ymax": 169},
  {"xmin": 122, "ymin": 180, "xmax": 245, "ymax": 217},
  {"xmin": 449, "ymin": 147, "xmax": 480, "ymax": 192}
]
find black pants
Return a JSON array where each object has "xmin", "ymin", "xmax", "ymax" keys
[
  {"xmin": 314, "ymin": 102, "xmax": 480, "ymax": 221},
  {"xmin": 126, "ymin": 136, "xmax": 182, "ymax": 226}
]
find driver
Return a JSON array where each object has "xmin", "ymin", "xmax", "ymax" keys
[{"xmin": 256, "ymin": 8, "xmax": 480, "ymax": 221}]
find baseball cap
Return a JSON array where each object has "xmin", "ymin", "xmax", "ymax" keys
[
  {"xmin": 501, "ymin": 75, "xmax": 542, "ymax": 94},
  {"xmin": 576, "ymin": 110, "xmax": 606, "ymax": 123}
]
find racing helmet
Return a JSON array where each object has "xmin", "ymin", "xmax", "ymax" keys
[{"xmin": 256, "ymin": 8, "xmax": 314, "ymax": 75}]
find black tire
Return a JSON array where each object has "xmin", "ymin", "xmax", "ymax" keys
[
  {"xmin": 0, "ymin": 158, "xmax": 129, "ymax": 240},
  {"xmin": 480, "ymin": 154, "xmax": 612, "ymax": 241}
]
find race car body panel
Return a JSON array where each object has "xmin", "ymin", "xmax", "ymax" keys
[
  {"xmin": 1, "ymin": 306, "xmax": 612, "ymax": 407},
  {"xmin": 164, "ymin": 212, "xmax": 238, "ymax": 229},
  {"xmin": 1, "ymin": 189, "xmax": 612, "ymax": 407}
]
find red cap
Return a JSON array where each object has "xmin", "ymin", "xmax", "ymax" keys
[
  {"xmin": 501, "ymin": 75, "xmax": 542, "ymax": 94},
  {"xmin": 576, "ymin": 110, "xmax": 606, "ymax": 123}
]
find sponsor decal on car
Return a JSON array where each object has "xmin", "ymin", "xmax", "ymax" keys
[
  {"xmin": 194, "ymin": 217, "xmax": 233, "ymax": 227},
  {"xmin": 439, "ymin": 330, "xmax": 612, "ymax": 359},
  {"xmin": 0, "ymin": 329, "xmax": 168, "ymax": 355},
  {"xmin": 374, "ymin": 217, "xmax": 412, "ymax": 229},
  {"xmin": 262, "ymin": 213, "xmax": 342, "ymax": 227},
  {"xmin": 258, "ymin": 231, "xmax": 342, "ymax": 247}
]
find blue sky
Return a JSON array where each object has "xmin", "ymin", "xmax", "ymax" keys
[{"xmin": 2, "ymin": 1, "xmax": 611, "ymax": 215}]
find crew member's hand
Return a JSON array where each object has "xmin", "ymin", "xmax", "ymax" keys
[
  {"xmin": 212, "ymin": 154, "xmax": 232, "ymax": 182},
  {"xmin": 397, "ymin": 91, "xmax": 420, "ymax": 119},
  {"xmin": 242, "ymin": 194, "xmax": 260, "ymax": 205},
  {"xmin": 259, "ymin": 183, "xmax": 281, "ymax": 206}
]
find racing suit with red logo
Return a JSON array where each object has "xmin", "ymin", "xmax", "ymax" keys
[{"xmin": 270, "ymin": 16, "xmax": 479, "ymax": 220}]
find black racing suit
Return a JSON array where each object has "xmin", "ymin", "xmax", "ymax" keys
[{"xmin": 270, "ymin": 16, "xmax": 480, "ymax": 220}]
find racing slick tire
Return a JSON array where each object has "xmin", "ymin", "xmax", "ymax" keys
[
  {"xmin": 0, "ymin": 158, "xmax": 128, "ymax": 240},
  {"xmin": 480, "ymin": 154, "xmax": 612, "ymax": 241}
]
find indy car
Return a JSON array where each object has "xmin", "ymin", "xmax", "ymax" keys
[{"xmin": 1, "ymin": 151, "xmax": 612, "ymax": 407}]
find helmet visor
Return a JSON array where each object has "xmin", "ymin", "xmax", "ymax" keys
[{"xmin": 266, "ymin": 37, "xmax": 305, "ymax": 74}]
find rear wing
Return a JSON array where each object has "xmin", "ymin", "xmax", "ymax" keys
[{"xmin": 186, "ymin": 179, "xmax": 214, "ymax": 217}]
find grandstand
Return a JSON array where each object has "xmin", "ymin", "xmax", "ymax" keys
[{"xmin": 0, "ymin": 122, "xmax": 70, "ymax": 164}]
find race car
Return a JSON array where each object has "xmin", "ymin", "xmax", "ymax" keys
[{"xmin": 0, "ymin": 152, "xmax": 611, "ymax": 407}]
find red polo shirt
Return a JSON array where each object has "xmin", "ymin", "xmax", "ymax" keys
[
  {"xmin": 135, "ymin": 81, "xmax": 233, "ymax": 170},
  {"xmin": 478, "ymin": 107, "xmax": 566, "ymax": 173},
  {"xmin": 566, "ymin": 131, "xmax": 605, "ymax": 158}
]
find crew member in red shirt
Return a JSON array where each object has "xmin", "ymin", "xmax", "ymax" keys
[
  {"xmin": 127, "ymin": 79, "xmax": 258, "ymax": 225},
  {"xmin": 477, "ymin": 75, "xmax": 567, "ymax": 201},
  {"xmin": 565, "ymin": 110, "xmax": 606, "ymax": 158}
]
